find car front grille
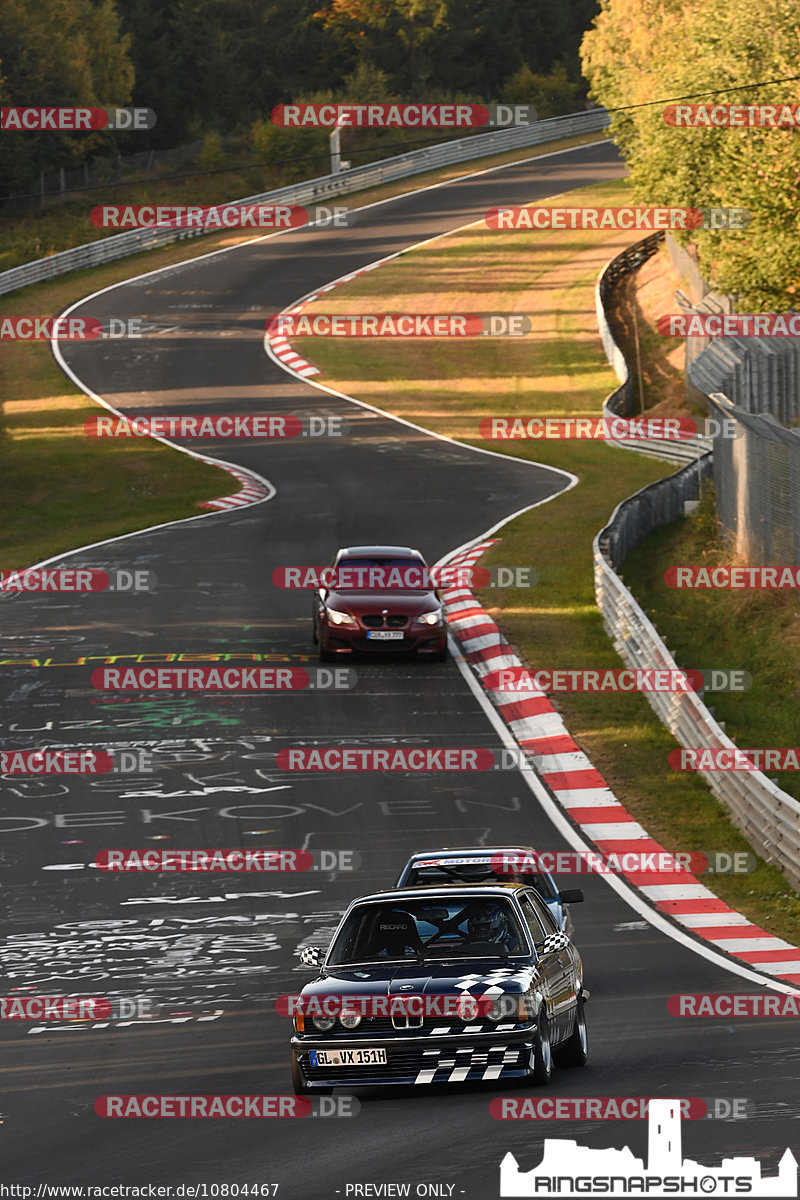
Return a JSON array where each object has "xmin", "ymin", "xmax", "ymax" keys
[{"xmin": 362, "ymin": 614, "xmax": 408, "ymax": 628}]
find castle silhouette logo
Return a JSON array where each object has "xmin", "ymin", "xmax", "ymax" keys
[{"xmin": 500, "ymin": 1099, "xmax": 797, "ymax": 1197}]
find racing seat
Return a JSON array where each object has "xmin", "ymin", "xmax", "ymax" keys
[{"xmin": 367, "ymin": 910, "xmax": 426, "ymax": 959}]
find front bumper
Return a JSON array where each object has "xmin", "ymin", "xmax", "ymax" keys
[
  {"xmin": 291, "ymin": 1029, "xmax": 535, "ymax": 1088},
  {"xmin": 321, "ymin": 628, "xmax": 446, "ymax": 655}
]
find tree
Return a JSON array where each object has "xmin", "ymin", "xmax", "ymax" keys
[
  {"xmin": 581, "ymin": 0, "xmax": 800, "ymax": 308},
  {"xmin": 0, "ymin": 0, "xmax": 134, "ymax": 195}
]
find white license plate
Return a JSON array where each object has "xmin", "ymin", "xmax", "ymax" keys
[
  {"xmin": 367, "ymin": 631, "xmax": 404, "ymax": 640},
  {"xmin": 310, "ymin": 1048, "xmax": 387, "ymax": 1067}
]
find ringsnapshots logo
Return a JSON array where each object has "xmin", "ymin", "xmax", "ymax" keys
[
  {"xmin": 0, "ymin": 567, "xmax": 156, "ymax": 593},
  {"xmin": 90, "ymin": 666, "xmax": 355, "ymax": 691},
  {"xmin": 498, "ymin": 1098, "xmax": 797, "ymax": 1197},
  {"xmin": 90, "ymin": 204, "xmax": 350, "ymax": 229},
  {"xmin": 94, "ymin": 848, "xmax": 360, "ymax": 872},
  {"xmin": 1, "ymin": 106, "xmax": 156, "ymax": 131},
  {"xmin": 265, "ymin": 313, "xmax": 531, "ymax": 337},
  {"xmin": 271, "ymin": 102, "xmax": 536, "ymax": 128},
  {"xmin": 664, "ymin": 103, "xmax": 800, "ymax": 127},
  {"xmin": 485, "ymin": 206, "xmax": 750, "ymax": 231},
  {"xmin": 0, "ymin": 747, "xmax": 152, "ymax": 775}
]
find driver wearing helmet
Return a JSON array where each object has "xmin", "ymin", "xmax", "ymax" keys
[{"xmin": 466, "ymin": 901, "xmax": 517, "ymax": 950}]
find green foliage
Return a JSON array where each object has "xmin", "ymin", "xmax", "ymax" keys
[
  {"xmin": 580, "ymin": 0, "xmax": 800, "ymax": 308},
  {"xmin": 0, "ymin": 0, "xmax": 134, "ymax": 193},
  {"xmin": 194, "ymin": 131, "xmax": 227, "ymax": 172},
  {"xmin": 505, "ymin": 62, "xmax": 583, "ymax": 118}
]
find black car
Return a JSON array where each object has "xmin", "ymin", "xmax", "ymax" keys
[
  {"xmin": 395, "ymin": 846, "xmax": 585, "ymax": 936},
  {"xmin": 290, "ymin": 883, "xmax": 588, "ymax": 1092}
]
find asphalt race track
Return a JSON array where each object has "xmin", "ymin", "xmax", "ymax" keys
[{"xmin": 1, "ymin": 141, "xmax": 797, "ymax": 1196}]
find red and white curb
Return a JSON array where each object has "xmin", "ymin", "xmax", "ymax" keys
[
  {"xmin": 441, "ymin": 539, "xmax": 800, "ymax": 988},
  {"xmin": 198, "ymin": 459, "xmax": 273, "ymax": 510},
  {"xmin": 265, "ymin": 263, "xmax": 382, "ymax": 378}
]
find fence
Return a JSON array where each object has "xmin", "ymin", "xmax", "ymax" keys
[
  {"xmin": 708, "ymin": 392, "xmax": 800, "ymax": 564},
  {"xmin": 0, "ymin": 108, "xmax": 610, "ymax": 299},
  {"xmin": 688, "ymin": 312, "xmax": 800, "ymax": 563},
  {"xmin": 593, "ymin": 253, "xmax": 800, "ymax": 891},
  {"xmin": 595, "ymin": 232, "xmax": 712, "ymax": 464},
  {"xmin": 690, "ymin": 324, "xmax": 800, "ymax": 424}
]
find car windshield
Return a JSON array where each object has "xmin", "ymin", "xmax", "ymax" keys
[
  {"xmin": 407, "ymin": 860, "xmax": 557, "ymax": 899},
  {"xmin": 326, "ymin": 897, "xmax": 529, "ymax": 964},
  {"xmin": 332, "ymin": 558, "xmax": 432, "ymax": 591}
]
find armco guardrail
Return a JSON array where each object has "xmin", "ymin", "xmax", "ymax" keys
[
  {"xmin": 593, "ymin": 250, "xmax": 800, "ymax": 891},
  {"xmin": 595, "ymin": 231, "xmax": 712, "ymax": 464},
  {"xmin": 594, "ymin": 509, "xmax": 800, "ymax": 891},
  {"xmin": 0, "ymin": 108, "xmax": 610, "ymax": 298}
]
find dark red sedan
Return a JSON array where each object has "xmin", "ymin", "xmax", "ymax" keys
[{"xmin": 312, "ymin": 545, "xmax": 448, "ymax": 661}]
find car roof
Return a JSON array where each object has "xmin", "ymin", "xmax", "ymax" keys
[
  {"xmin": 348, "ymin": 884, "xmax": 529, "ymax": 904},
  {"xmin": 406, "ymin": 847, "xmax": 536, "ymax": 860},
  {"xmin": 337, "ymin": 545, "xmax": 423, "ymax": 559}
]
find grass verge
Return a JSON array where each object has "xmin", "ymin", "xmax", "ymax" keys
[
  {"xmin": 286, "ymin": 176, "xmax": 800, "ymax": 941},
  {"xmin": 0, "ymin": 130, "xmax": 607, "ymax": 570}
]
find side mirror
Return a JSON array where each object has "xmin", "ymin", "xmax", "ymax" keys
[
  {"xmin": 540, "ymin": 931, "xmax": 570, "ymax": 957},
  {"xmin": 299, "ymin": 945, "xmax": 324, "ymax": 967},
  {"xmin": 560, "ymin": 889, "xmax": 584, "ymax": 904}
]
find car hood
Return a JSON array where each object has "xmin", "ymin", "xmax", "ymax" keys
[
  {"xmin": 323, "ymin": 589, "xmax": 441, "ymax": 616},
  {"xmin": 302, "ymin": 960, "xmax": 537, "ymax": 997}
]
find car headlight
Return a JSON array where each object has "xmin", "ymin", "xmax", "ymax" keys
[
  {"xmin": 312, "ymin": 1014, "xmax": 336, "ymax": 1032},
  {"xmin": 339, "ymin": 1009, "xmax": 362, "ymax": 1030},
  {"xmin": 326, "ymin": 607, "xmax": 359, "ymax": 629},
  {"xmin": 415, "ymin": 609, "xmax": 443, "ymax": 627},
  {"xmin": 487, "ymin": 996, "xmax": 518, "ymax": 1022}
]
